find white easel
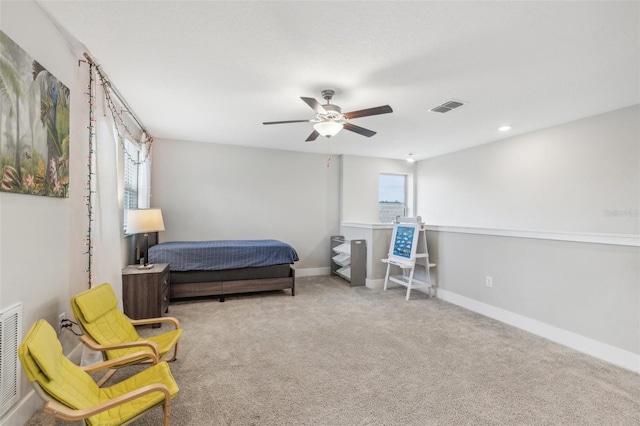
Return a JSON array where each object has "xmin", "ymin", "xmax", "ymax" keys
[{"xmin": 382, "ymin": 217, "xmax": 436, "ymax": 300}]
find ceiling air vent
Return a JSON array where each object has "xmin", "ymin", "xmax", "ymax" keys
[{"xmin": 430, "ymin": 100, "xmax": 467, "ymax": 113}]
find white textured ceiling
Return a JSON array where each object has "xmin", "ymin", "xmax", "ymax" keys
[{"xmin": 38, "ymin": 1, "xmax": 639, "ymax": 160}]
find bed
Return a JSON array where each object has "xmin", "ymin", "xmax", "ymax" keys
[{"xmin": 148, "ymin": 239, "xmax": 298, "ymax": 301}]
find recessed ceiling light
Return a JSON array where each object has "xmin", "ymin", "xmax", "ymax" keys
[{"xmin": 499, "ymin": 125, "xmax": 511, "ymax": 132}]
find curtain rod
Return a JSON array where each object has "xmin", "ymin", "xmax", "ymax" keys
[{"xmin": 83, "ymin": 52, "xmax": 149, "ymax": 135}]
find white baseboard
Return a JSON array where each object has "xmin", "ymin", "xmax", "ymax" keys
[
  {"xmin": 68, "ymin": 341, "xmax": 84, "ymax": 364},
  {"xmin": 380, "ymin": 280, "xmax": 433, "ymax": 295},
  {"xmin": 366, "ymin": 278, "xmax": 385, "ymax": 289},
  {"xmin": 0, "ymin": 389, "xmax": 40, "ymax": 426},
  {"xmin": 295, "ymin": 267, "xmax": 331, "ymax": 277},
  {"xmin": 437, "ymin": 289, "xmax": 640, "ymax": 373}
]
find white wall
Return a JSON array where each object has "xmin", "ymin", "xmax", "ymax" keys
[
  {"xmin": 153, "ymin": 148, "xmax": 415, "ymax": 277},
  {"xmin": 418, "ymin": 105, "xmax": 639, "ymax": 234},
  {"xmin": 0, "ymin": 1, "xmax": 91, "ymax": 423},
  {"xmin": 417, "ymin": 105, "xmax": 640, "ymax": 370},
  {"xmin": 342, "ymin": 155, "xmax": 415, "ymax": 223},
  {"xmin": 150, "ymin": 138, "xmax": 341, "ymax": 272},
  {"xmin": 338, "ymin": 156, "xmax": 416, "ymax": 285}
]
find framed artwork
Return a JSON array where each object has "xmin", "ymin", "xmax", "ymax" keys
[
  {"xmin": 388, "ymin": 223, "xmax": 419, "ymax": 264},
  {"xmin": 0, "ymin": 30, "xmax": 70, "ymax": 198}
]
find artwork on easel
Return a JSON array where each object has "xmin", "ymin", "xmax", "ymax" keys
[
  {"xmin": 0, "ymin": 30, "xmax": 70, "ymax": 198},
  {"xmin": 389, "ymin": 223, "xmax": 420, "ymax": 263}
]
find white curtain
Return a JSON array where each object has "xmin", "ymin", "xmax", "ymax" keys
[
  {"xmin": 81, "ymin": 67, "xmax": 128, "ymax": 366},
  {"xmin": 137, "ymin": 133, "xmax": 151, "ymax": 209},
  {"xmin": 89, "ymin": 71, "xmax": 126, "ymax": 299}
]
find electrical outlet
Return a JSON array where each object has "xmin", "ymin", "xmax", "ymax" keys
[
  {"xmin": 485, "ymin": 276, "xmax": 493, "ymax": 288},
  {"xmin": 58, "ymin": 312, "xmax": 66, "ymax": 333}
]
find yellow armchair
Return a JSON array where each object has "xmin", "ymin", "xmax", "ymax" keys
[
  {"xmin": 71, "ymin": 282, "xmax": 183, "ymax": 385},
  {"xmin": 19, "ymin": 320, "xmax": 179, "ymax": 426}
]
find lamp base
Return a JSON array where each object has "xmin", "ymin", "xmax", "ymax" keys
[{"xmin": 138, "ymin": 264, "xmax": 155, "ymax": 270}]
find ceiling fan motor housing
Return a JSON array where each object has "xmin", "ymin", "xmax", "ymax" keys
[{"xmin": 322, "ymin": 103, "xmax": 343, "ymax": 119}]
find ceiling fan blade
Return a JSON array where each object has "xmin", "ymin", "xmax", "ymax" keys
[
  {"xmin": 343, "ymin": 105, "xmax": 393, "ymax": 120},
  {"xmin": 305, "ymin": 130, "xmax": 320, "ymax": 142},
  {"xmin": 343, "ymin": 122, "xmax": 377, "ymax": 137},
  {"xmin": 300, "ymin": 97, "xmax": 327, "ymax": 114},
  {"xmin": 263, "ymin": 119, "xmax": 312, "ymax": 125}
]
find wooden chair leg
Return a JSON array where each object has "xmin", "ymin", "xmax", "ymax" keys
[
  {"xmin": 163, "ymin": 398, "xmax": 172, "ymax": 426},
  {"xmin": 166, "ymin": 343, "xmax": 179, "ymax": 362},
  {"xmin": 96, "ymin": 368, "xmax": 117, "ymax": 387}
]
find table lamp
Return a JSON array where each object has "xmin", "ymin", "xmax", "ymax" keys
[{"xmin": 126, "ymin": 208, "xmax": 165, "ymax": 269}]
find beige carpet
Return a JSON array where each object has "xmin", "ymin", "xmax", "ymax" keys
[{"xmin": 27, "ymin": 275, "xmax": 640, "ymax": 425}]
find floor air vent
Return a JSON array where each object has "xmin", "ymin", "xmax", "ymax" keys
[
  {"xmin": 430, "ymin": 100, "xmax": 467, "ymax": 113},
  {"xmin": 0, "ymin": 303, "xmax": 22, "ymax": 417}
]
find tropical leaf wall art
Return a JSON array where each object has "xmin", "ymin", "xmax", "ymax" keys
[{"xmin": 0, "ymin": 30, "xmax": 70, "ymax": 198}]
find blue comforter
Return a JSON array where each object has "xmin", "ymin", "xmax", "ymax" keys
[{"xmin": 148, "ymin": 239, "xmax": 299, "ymax": 272}]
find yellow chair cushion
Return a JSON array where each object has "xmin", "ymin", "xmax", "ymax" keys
[
  {"xmin": 71, "ymin": 282, "xmax": 183, "ymax": 362},
  {"xmin": 96, "ymin": 362, "xmax": 179, "ymax": 426},
  {"xmin": 19, "ymin": 320, "xmax": 101, "ymax": 410},
  {"xmin": 19, "ymin": 320, "xmax": 55, "ymax": 382},
  {"xmin": 19, "ymin": 320, "xmax": 180, "ymax": 426},
  {"xmin": 72, "ymin": 283, "xmax": 140, "ymax": 350},
  {"xmin": 73, "ymin": 283, "xmax": 120, "ymax": 323},
  {"xmin": 106, "ymin": 328, "xmax": 183, "ymax": 361},
  {"xmin": 24, "ymin": 321, "xmax": 62, "ymax": 381}
]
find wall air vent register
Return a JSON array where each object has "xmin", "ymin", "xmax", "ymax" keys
[{"xmin": 0, "ymin": 303, "xmax": 22, "ymax": 417}]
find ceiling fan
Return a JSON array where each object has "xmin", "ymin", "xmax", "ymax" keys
[{"xmin": 263, "ymin": 89, "xmax": 393, "ymax": 142}]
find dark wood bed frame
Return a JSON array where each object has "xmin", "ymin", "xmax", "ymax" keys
[
  {"xmin": 169, "ymin": 268, "xmax": 295, "ymax": 301},
  {"xmin": 132, "ymin": 233, "xmax": 296, "ymax": 302}
]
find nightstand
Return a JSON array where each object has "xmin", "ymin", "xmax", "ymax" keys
[{"xmin": 122, "ymin": 263, "xmax": 170, "ymax": 328}]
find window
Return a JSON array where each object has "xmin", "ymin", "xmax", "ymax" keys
[
  {"xmin": 123, "ymin": 139, "xmax": 140, "ymax": 232},
  {"xmin": 379, "ymin": 173, "xmax": 408, "ymax": 223}
]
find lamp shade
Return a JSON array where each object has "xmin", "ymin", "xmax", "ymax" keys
[
  {"xmin": 126, "ymin": 208, "xmax": 165, "ymax": 234},
  {"xmin": 313, "ymin": 121, "xmax": 343, "ymax": 137}
]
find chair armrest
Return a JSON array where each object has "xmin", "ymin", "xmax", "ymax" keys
[
  {"xmin": 130, "ymin": 316, "xmax": 180, "ymax": 329},
  {"xmin": 79, "ymin": 335, "xmax": 160, "ymax": 358},
  {"xmin": 43, "ymin": 383, "xmax": 171, "ymax": 421},
  {"xmin": 80, "ymin": 351, "xmax": 159, "ymax": 373}
]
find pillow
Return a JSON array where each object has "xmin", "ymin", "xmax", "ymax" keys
[
  {"xmin": 26, "ymin": 320, "xmax": 62, "ymax": 381},
  {"xmin": 73, "ymin": 283, "xmax": 119, "ymax": 323}
]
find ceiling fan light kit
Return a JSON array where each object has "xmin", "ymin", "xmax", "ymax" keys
[
  {"xmin": 263, "ymin": 89, "xmax": 393, "ymax": 142},
  {"xmin": 314, "ymin": 121, "xmax": 343, "ymax": 137}
]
